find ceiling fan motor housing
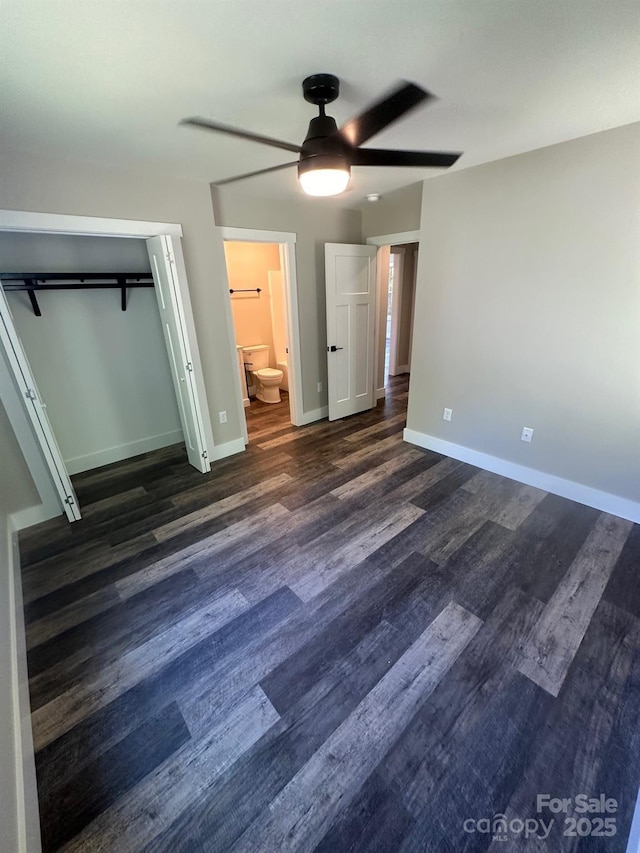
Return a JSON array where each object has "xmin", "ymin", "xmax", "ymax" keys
[{"xmin": 298, "ymin": 112, "xmax": 350, "ymax": 179}]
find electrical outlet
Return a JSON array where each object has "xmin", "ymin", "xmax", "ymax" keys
[
  {"xmin": 443, "ymin": 408, "xmax": 452, "ymax": 422},
  {"xmin": 317, "ymin": 381, "xmax": 323, "ymax": 393},
  {"xmin": 521, "ymin": 426, "xmax": 533, "ymax": 443},
  {"xmin": 219, "ymin": 411, "xmax": 227, "ymax": 424}
]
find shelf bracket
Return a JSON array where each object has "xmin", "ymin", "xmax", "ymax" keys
[
  {"xmin": 119, "ymin": 278, "xmax": 127, "ymax": 311},
  {"xmin": 26, "ymin": 280, "xmax": 41, "ymax": 317}
]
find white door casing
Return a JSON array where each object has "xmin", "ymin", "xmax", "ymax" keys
[
  {"xmin": 146, "ymin": 235, "xmax": 211, "ymax": 473},
  {"xmin": 325, "ymin": 243, "xmax": 377, "ymax": 421},
  {"xmin": 0, "ymin": 285, "xmax": 81, "ymax": 521}
]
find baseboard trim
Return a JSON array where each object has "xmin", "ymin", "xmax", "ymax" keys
[
  {"xmin": 4, "ymin": 518, "xmax": 42, "ymax": 851},
  {"xmin": 210, "ymin": 437, "xmax": 246, "ymax": 462},
  {"xmin": 403, "ymin": 428, "xmax": 640, "ymax": 524},
  {"xmin": 64, "ymin": 429, "xmax": 184, "ymax": 475},
  {"xmin": 298, "ymin": 406, "xmax": 329, "ymax": 426},
  {"xmin": 376, "ymin": 387, "xmax": 386, "ymax": 401}
]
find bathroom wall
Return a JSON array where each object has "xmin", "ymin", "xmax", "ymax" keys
[
  {"xmin": 224, "ymin": 241, "xmax": 281, "ymax": 365},
  {"xmin": 269, "ymin": 270, "xmax": 287, "ymax": 364}
]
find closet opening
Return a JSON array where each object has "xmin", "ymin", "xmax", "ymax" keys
[{"xmin": 0, "ymin": 222, "xmax": 213, "ymax": 524}]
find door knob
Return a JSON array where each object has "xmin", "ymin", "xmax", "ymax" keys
[{"xmin": 329, "ymin": 345, "xmax": 344, "ymax": 352}]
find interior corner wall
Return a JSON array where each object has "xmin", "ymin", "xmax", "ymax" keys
[
  {"xmin": 0, "ymin": 148, "xmax": 243, "ymax": 457},
  {"xmin": 360, "ymin": 182, "xmax": 422, "ymax": 241},
  {"xmin": 212, "ymin": 188, "xmax": 362, "ymax": 414},
  {"xmin": 407, "ymin": 122, "xmax": 640, "ymax": 512},
  {"xmin": 0, "ymin": 233, "xmax": 182, "ymax": 473}
]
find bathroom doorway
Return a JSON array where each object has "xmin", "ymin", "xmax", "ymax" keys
[{"xmin": 220, "ymin": 227, "xmax": 302, "ymax": 443}]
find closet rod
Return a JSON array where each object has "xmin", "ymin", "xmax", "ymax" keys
[
  {"xmin": 0, "ymin": 272, "xmax": 154, "ymax": 316},
  {"xmin": 229, "ymin": 287, "xmax": 262, "ymax": 294}
]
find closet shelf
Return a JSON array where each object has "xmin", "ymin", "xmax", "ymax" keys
[{"xmin": 0, "ymin": 272, "xmax": 155, "ymax": 316}]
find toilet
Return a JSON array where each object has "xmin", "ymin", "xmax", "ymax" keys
[{"xmin": 242, "ymin": 344, "xmax": 283, "ymax": 404}]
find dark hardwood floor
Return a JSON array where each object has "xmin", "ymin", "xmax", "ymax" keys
[{"xmin": 19, "ymin": 375, "xmax": 640, "ymax": 852}]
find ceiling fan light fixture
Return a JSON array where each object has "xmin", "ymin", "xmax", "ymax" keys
[
  {"xmin": 298, "ymin": 155, "xmax": 350, "ymax": 197},
  {"xmin": 182, "ymin": 76, "xmax": 461, "ymax": 193}
]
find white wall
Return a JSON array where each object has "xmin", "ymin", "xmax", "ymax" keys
[
  {"xmin": 212, "ymin": 188, "xmax": 362, "ymax": 413},
  {"xmin": 1, "ymin": 233, "xmax": 182, "ymax": 473},
  {"xmin": 407, "ymin": 123, "xmax": 640, "ymax": 516}
]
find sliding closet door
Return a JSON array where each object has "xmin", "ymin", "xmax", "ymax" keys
[
  {"xmin": 146, "ymin": 236, "xmax": 211, "ymax": 473},
  {"xmin": 0, "ymin": 285, "xmax": 81, "ymax": 521}
]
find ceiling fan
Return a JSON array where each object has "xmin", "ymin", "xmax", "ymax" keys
[{"xmin": 181, "ymin": 74, "xmax": 462, "ymax": 197}]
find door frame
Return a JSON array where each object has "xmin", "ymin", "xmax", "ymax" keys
[
  {"xmin": 218, "ymin": 226, "xmax": 303, "ymax": 433},
  {"xmin": 367, "ymin": 230, "xmax": 420, "ymax": 400},
  {"xmin": 0, "ymin": 208, "xmax": 215, "ymax": 527}
]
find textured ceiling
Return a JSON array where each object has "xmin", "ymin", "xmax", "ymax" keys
[{"xmin": 1, "ymin": 0, "xmax": 638, "ymax": 206}]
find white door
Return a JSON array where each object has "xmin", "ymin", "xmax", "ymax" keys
[
  {"xmin": 147, "ymin": 236, "xmax": 211, "ymax": 473},
  {"xmin": 0, "ymin": 286, "xmax": 81, "ymax": 521},
  {"xmin": 325, "ymin": 243, "xmax": 377, "ymax": 420}
]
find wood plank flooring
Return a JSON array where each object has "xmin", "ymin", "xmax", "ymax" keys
[{"xmin": 19, "ymin": 376, "xmax": 640, "ymax": 852}]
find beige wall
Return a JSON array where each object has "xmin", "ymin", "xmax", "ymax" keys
[
  {"xmin": 212, "ymin": 188, "xmax": 362, "ymax": 413},
  {"xmin": 361, "ymin": 182, "xmax": 422, "ymax": 240},
  {"xmin": 408, "ymin": 122, "xmax": 640, "ymax": 504},
  {"xmin": 0, "ymin": 147, "xmax": 242, "ymax": 461},
  {"xmin": 224, "ymin": 241, "xmax": 280, "ymax": 362}
]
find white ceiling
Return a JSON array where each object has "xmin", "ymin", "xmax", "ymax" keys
[{"xmin": 1, "ymin": 0, "xmax": 639, "ymax": 207}]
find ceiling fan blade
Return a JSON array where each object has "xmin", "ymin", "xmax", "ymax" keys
[
  {"xmin": 351, "ymin": 148, "xmax": 461, "ymax": 168},
  {"xmin": 214, "ymin": 160, "xmax": 299, "ymax": 187},
  {"xmin": 339, "ymin": 82, "xmax": 434, "ymax": 148},
  {"xmin": 181, "ymin": 117, "xmax": 301, "ymax": 154}
]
